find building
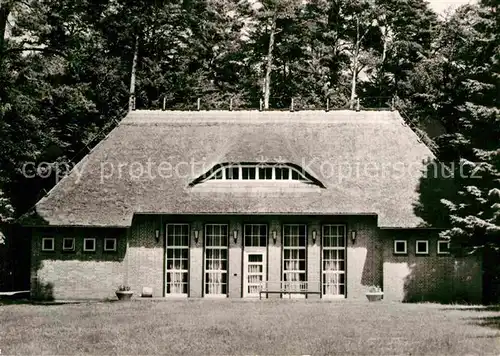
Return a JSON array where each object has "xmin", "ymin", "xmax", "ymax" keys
[{"xmin": 24, "ymin": 110, "xmax": 482, "ymax": 302}]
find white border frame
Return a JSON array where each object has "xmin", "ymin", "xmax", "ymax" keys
[
  {"xmin": 83, "ymin": 238, "xmax": 96, "ymax": 252},
  {"xmin": 437, "ymin": 240, "xmax": 450, "ymax": 255},
  {"xmin": 393, "ymin": 240, "xmax": 407, "ymax": 255},
  {"xmin": 415, "ymin": 240, "xmax": 429, "ymax": 255},
  {"xmin": 104, "ymin": 238, "xmax": 117, "ymax": 252},
  {"xmin": 41, "ymin": 237, "xmax": 55, "ymax": 252},
  {"xmin": 62, "ymin": 237, "xmax": 75, "ymax": 251}
]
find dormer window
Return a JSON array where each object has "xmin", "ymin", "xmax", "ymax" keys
[{"xmin": 190, "ymin": 163, "xmax": 325, "ymax": 188}]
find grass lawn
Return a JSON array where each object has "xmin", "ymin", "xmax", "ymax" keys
[{"xmin": 1, "ymin": 300, "xmax": 500, "ymax": 355}]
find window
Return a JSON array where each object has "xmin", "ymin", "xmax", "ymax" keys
[
  {"xmin": 242, "ymin": 167, "xmax": 256, "ymax": 180},
  {"xmin": 200, "ymin": 163, "xmax": 317, "ymax": 184},
  {"xmin": 42, "ymin": 237, "xmax": 55, "ymax": 251},
  {"xmin": 394, "ymin": 240, "xmax": 407, "ymax": 255},
  {"xmin": 258, "ymin": 167, "xmax": 273, "ymax": 180},
  {"xmin": 437, "ymin": 240, "xmax": 450, "ymax": 255},
  {"xmin": 244, "ymin": 224, "xmax": 267, "ymax": 247},
  {"xmin": 275, "ymin": 167, "xmax": 290, "ymax": 180},
  {"xmin": 225, "ymin": 167, "xmax": 239, "ymax": 180},
  {"xmin": 205, "ymin": 224, "xmax": 228, "ymax": 296},
  {"xmin": 283, "ymin": 225, "xmax": 307, "ymax": 293},
  {"xmin": 104, "ymin": 238, "xmax": 117, "ymax": 252},
  {"xmin": 62, "ymin": 238, "xmax": 75, "ymax": 251},
  {"xmin": 166, "ymin": 224, "xmax": 189, "ymax": 296},
  {"xmin": 416, "ymin": 240, "xmax": 429, "ymax": 255},
  {"xmin": 213, "ymin": 170, "xmax": 223, "ymax": 180},
  {"xmin": 322, "ymin": 225, "xmax": 346, "ymax": 297},
  {"xmin": 83, "ymin": 238, "xmax": 96, "ymax": 252}
]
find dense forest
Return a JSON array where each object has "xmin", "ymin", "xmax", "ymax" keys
[{"xmin": 0, "ymin": 0, "xmax": 498, "ymax": 257}]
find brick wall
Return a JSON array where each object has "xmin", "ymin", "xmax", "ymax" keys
[
  {"xmin": 344, "ymin": 216, "xmax": 383, "ymax": 300},
  {"xmin": 30, "ymin": 215, "xmax": 483, "ymax": 303},
  {"xmin": 382, "ymin": 230, "xmax": 482, "ymax": 303},
  {"xmin": 125, "ymin": 215, "xmax": 164, "ymax": 297},
  {"xmin": 31, "ymin": 228, "xmax": 127, "ymax": 300}
]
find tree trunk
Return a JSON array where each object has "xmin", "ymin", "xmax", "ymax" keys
[
  {"xmin": 381, "ymin": 28, "xmax": 387, "ymax": 64},
  {"xmin": 349, "ymin": 17, "xmax": 360, "ymax": 109},
  {"xmin": 128, "ymin": 35, "xmax": 139, "ymax": 112},
  {"xmin": 263, "ymin": 13, "xmax": 277, "ymax": 110},
  {"xmin": 0, "ymin": 2, "xmax": 12, "ymax": 55}
]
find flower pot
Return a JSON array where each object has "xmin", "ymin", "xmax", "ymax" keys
[
  {"xmin": 116, "ymin": 290, "xmax": 134, "ymax": 301},
  {"xmin": 366, "ymin": 292, "xmax": 384, "ymax": 302}
]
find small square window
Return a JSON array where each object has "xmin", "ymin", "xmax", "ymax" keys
[
  {"xmin": 393, "ymin": 240, "xmax": 407, "ymax": 254},
  {"xmin": 62, "ymin": 238, "xmax": 75, "ymax": 251},
  {"xmin": 416, "ymin": 240, "xmax": 429, "ymax": 255},
  {"xmin": 42, "ymin": 237, "xmax": 55, "ymax": 251},
  {"xmin": 437, "ymin": 240, "xmax": 450, "ymax": 255},
  {"xmin": 83, "ymin": 238, "xmax": 96, "ymax": 252},
  {"xmin": 104, "ymin": 238, "xmax": 117, "ymax": 252}
]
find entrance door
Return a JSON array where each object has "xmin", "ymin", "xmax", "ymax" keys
[
  {"xmin": 243, "ymin": 224, "xmax": 268, "ymax": 298},
  {"xmin": 243, "ymin": 251, "xmax": 266, "ymax": 297}
]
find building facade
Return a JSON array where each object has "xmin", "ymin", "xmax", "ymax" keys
[{"xmin": 26, "ymin": 110, "xmax": 482, "ymax": 302}]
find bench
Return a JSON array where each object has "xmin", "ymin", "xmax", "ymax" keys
[{"xmin": 259, "ymin": 281, "xmax": 321, "ymax": 300}]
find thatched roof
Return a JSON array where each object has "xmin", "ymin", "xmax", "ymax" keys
[{"xmin": 28, "ymin": 110, "xmax": 434, "ymax": 228}]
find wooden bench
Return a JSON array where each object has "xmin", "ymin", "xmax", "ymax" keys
[{"xmin": 259, "ymin": 281, "xmax": 321, "ymax": 300}]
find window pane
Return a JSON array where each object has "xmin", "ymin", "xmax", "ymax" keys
[
  {"xmin": 242, "ymin": 167, "xmax": 256, "ymax": 180},
  {"xmin": 211, "ymin": 170, "xmax": 223, "ymax": 180},
  {"xmin": 395, "ymin": 241, "xmax": 406, "ymax": 253},
  {"xmin": 226, "ymin": 167, "xmax": 239, "ymax": 179},
  {"xmin": 259, "ymin": 167, "xmax": 273, "ymax": 180},
  {"xmin": 275, "ymin": 168, "xmax": 290, "ymax": 180}
]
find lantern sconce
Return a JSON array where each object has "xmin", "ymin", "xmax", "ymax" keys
[
  {"xmin": 155, "ymin": 229, "xmax": 160, "ymax": 243},
  {"xmin": 272, "ymin": 230, "xmax": 277, "ymax": 244},
  {"xmin": 194, "ymin": 230, "xmax": 199, "ymax": 244},
  {"xmin": 351, "ymin": 230, "xmax": 357, "ymax": 244},
  {"xmin": 312, "ymin": 230, "xmax": 317, "ymax": 244},
  {"xmin": 233, "ymin": 230, "xmax": 238, "ymax": 244}
]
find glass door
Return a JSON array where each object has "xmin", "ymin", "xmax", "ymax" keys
[
  {"xmin": 165, "ymin": 224, "xmax": 189, "ymax": 297},
  {"xmin": 282, "ymin": 224, "xmax": 307, "ymax": 298},
  {"xmin": 322, "ymin": 225, "xmax": 346, "ymax": 298},
  {"xmin": 204, "ymin": 224, "xmax": 228, "ymax": 297},
  {"xmin": 243, "ymin": 252, "xmax": 266, "ymax": 297}
]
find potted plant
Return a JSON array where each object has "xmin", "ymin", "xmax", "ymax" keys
[
  {"xmin": 116, "ymin": 285, "xmax": 134, "ymax": 301},
  {"xmin": 365, "ymin": 286, "xmax": 384, "ymax": 302}
]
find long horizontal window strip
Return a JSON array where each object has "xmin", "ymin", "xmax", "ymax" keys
[{"xmin": 206, "ymin": 164, "xmax": 311, "ymax": 182}]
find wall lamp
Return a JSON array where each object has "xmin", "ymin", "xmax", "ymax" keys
[
  {"xmin": 155, "ymin": 229, "xmax": 160, "ymax": 243},
  {"xmin": 194, "ymin": 230, "xmax": 199, "ymax": 244},
  {"xmin": 312, "ymin": 230, "xmax": 317, "ymax": 244},
  {"xmin": 233, "ymin": 230, "xmax": 238, "ymax": 244},
  {"xmin": 272, "ymin": 230, "xmax": 277, "ymax": 244},
  {"xmin": 351, "ymin": 230, "xmax": 357, "ymax": 244}
]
